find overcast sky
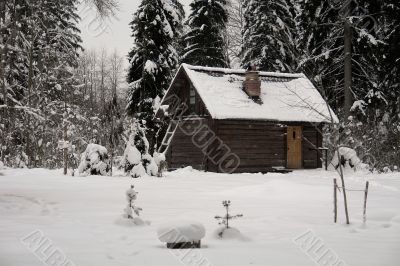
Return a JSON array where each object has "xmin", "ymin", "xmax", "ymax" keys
[{"xmin": 79, "ymin": 0, "xmax": 192, "ymax": 63}]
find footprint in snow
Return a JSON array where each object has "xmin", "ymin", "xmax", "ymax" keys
[
  {"xmin": 381, "ymin": 223, "xmax": 392, "ymax": 228},
  {"xmin": 0, "ymin": 194, "xmax": 57, "ymax": 216}
]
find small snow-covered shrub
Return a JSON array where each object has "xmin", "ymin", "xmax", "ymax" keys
[
  {"xmin": 124, "ymin": 185, "xmax": 142, "ymax": 218},
  {"xmin": 12, "ymin": 152, "xmax": 28, "ymax": 168},
  {"xmin": 153, "ymin": 152, "xmax": 167, "ymax": 177},
  {"xmin": 121, "ymin": 121, "xmax": 159, "ymax": 178},
  {"xmin": 120, "ymin": 185, "xmax": 149, "ymax": 226},
  {"xmin": 142, "ymin": 153, "xmax": 158, "ymax": 176},
  {"xmin": 330, "ymin": 147, "xmax": 368, "ymax": 171},
  {"xmin": 0, "ymin": 161, "xmax": 4, "ymax": 170},
  {"xmin": 122, "ymin": 142, "xmax": 142, "ymax": 172},
  {"xmin": 130, "ymin": 163, "xmax": 146, "ymax": 178},
  {"xmin": 78, "ymin": 144, "xmax": 111, "ymax": 176}
]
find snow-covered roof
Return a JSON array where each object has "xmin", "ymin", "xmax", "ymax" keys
[{"xmin": 161, "ymin": 64, "xmax": 338, "ymax": 123}]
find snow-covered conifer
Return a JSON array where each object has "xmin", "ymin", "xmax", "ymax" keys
[
  {"xmin": 241, "ymin": 0, "xmax": 297, "ymax": 72},
  {"xmin": 182, "ymin": 0, "xmax": 229, "ymax": 67},
  {"xmin": 124, "ymin": 185, "xmax": 142, "ymax": 219},
  {"xmin": 126, "ymin": 0, "xmax": 184, "ymax": 127},
  {"xmin": 121, "ymin": 121, "xmax": 159, "ymax": 178},
  {"xmin": 215, "ymin": 200, "xmax": 243, "ymax": 238}
]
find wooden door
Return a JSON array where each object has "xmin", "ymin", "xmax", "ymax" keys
[{"xmin": 287, "ymin": 126, "xmax": 302, "ymax": 169}]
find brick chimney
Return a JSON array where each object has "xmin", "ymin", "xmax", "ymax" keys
[{"xmin": 243, "ymin": 65, "xmax": 261, "ymax": 99}]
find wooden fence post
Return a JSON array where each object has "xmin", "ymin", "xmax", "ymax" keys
[
  {"xmin": 363, "ymin": 181, "xmax": 369, "ymax": 224},
  {"xmin": 325, "ymin": 149, "xmax": 328, "ymax": 171},
  {"xmin": 334, "ymin": 178, "xmax": 337, "ymax": 223}
]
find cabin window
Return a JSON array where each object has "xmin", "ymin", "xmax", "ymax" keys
[{"xmin": 189, "ymin": 84, "xmax": 196, "ymax": 112}]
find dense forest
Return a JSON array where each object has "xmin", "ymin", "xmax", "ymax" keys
[{"xmin": 1, "ymin": 0, "xmax": 399, "ymax": 172}]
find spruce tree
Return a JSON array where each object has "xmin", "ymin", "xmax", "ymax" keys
[
  {"xmin": 296, "ymin": 0, "xmax": 340, "ymax": 105},
  {"xmin": 127, "ymin": 0, "xmax": 184, "ymax": 128},
  {"xmin": 241, "ymin": 0, "xmax": 297, "ymax": 72},
  {"xmin": 182, "ymin": 0, "xmax": 229, "ymax": 67}
]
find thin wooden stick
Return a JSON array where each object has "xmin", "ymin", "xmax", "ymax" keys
[
  {"xmin": 363, "ymin": 181, "xmax": 369, "ymax": 224},
  {"xmin": 337, "ymin": 151, "xmax": 350, "ymax": 224},
  {"xmin": 334, "ymin": 178, "xmax": 338, "ymax": 223}
]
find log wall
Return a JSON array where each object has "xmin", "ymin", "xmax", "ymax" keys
[
  {"xmin": 211, "ymin": 120, "xmax": 286, "ymax": 173},
  {"xmin": 166, "ymin": 118, "xmax": 209, "ymax": 171},
  {"xmin": 166, "ymin": 118, "xmax": 323, "ymax": 173}
]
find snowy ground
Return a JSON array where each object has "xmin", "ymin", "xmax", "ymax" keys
[{"xmin": 0, "ymin": 167, "xmax": 399, "ymax": 266}]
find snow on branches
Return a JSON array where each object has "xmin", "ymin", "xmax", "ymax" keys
[
  {"xmin": 121, "ymin": 121, "xmax": 162, "ymax": 178},
  {"xmin": 78, "ymin": 144, "xmax": 111, "ymax": 176},
  {"xmin": 124, "ymin": 185, "xmax": 142, "ymax": 219}
]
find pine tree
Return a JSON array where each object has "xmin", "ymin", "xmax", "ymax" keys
[
  {"xmin": 241, "ymin": 0, "xmax": 297, "ymax": 72},
  {"xmin": 127, "ymin": 0, "xmax": 184, "ymax": 130},
  {"xmin": 296, "ymin": 1, "xmax": 341, "ymax": 106},
  {"xmin": 182, "ymin": 0, "xmax": 229, "ymax": 67}
]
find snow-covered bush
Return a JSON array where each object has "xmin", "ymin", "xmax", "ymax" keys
[
  {"xmin": 78, "ymin": 144, "xmax": 111, "ymax": 176},
  {"xmin": 330, "ymin": 147, "xmax": 368, "ymax": 171},
  {"xmin": 142, "ymin": 153, "xmax": 158, "ymax": 176},
  {"xmin": 10, "ymin": 152, "xmax": 29, "ymax": 169},
  {"xmin": 325, "ymin": 114, "xmax": 400, "ymax": 173},
  {"xmin": 153, "ymin": 152, "xmax": 167, "ymax": 177},
  {"xmin": 0, "ymin": 161, "xmax": 4, "ymax": 170},
  {"xmin": 122, "ymin": 140, "xmax": 142, "ymax": 172},
  {"xmin": 130, "ymin": 163, "xmax": 146, "ymax": 178},
  {"xmin": 121, "ymin": 121, "xmax": 159, "ymax": 178}
]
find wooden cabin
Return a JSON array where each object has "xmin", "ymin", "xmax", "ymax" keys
[{"xmin": 155, "ymin": 64, "xmax": 338, "ymax": 174}]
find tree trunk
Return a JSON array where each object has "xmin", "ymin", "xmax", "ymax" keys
[
  {"xmin": 334, "ymin": 178, "xmax": 337, "ymax": 223},
  {"xmin": 337, "ymin": 149, "xmax": 350, "ymax": 224},
  {"xmin": 363, "ymin": 181, "xmax": 369, "ymax": 224},
  {"xmin": 344, "ymin": 18, "xmax": 352, "ymax": 120},
  {"xmin": 63, "ymin": 87, "xmax": 68, "ymax": 175},
  {"xmin": 0, "ymin": 1, "xmax": 6, "ymax": 163},
  {"xmin": 26, "ymin": 41, "xmax": 34, "ymax": 167}
]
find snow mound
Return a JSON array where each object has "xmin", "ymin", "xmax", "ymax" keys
[
  {"xmin": 367, "ymin": 210, "xmax": 398, "ymax": 222},
  {"xmin": 115, "ymin": 217, "xmax": 151, "ymax": 227},
  {"xmin": 215, "ymin": 227, "xmax": 250, "ymax": 241},
  {"xmin": 157, "ymin": 221, "xmax": 206, "ymax": 243},
  {"xmin": 78, "ymin": 144, "xmax": 111, "ymax": 176},
  {"xmin": 131, "ymin": 163, "xmax": 146, "ymax": 178},
  {"xmin": 0, "ymin": 161, "xmax": 4, "ymax": 169}
]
